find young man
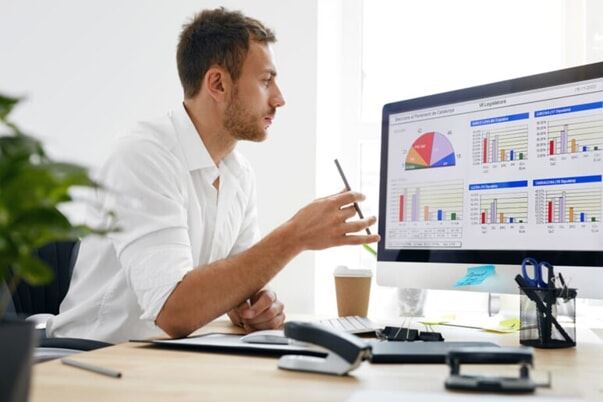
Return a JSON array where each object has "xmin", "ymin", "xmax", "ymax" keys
[{"xmin": 47, "ymin": 8, "xmax": 379, "ymax": 343}]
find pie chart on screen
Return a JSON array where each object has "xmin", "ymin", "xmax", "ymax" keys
[{"xmin": 405, "ymin": 132, "xmax": 456, "ymax": 170}]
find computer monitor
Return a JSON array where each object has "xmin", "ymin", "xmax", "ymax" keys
[{"xmin": 377, "ymin": 62, "xmax": 603, "ymax": 298}]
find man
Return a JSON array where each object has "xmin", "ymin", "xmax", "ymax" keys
[{"xmin": 47, "ymin": 8, "xmax": 379, "ymax": 343}]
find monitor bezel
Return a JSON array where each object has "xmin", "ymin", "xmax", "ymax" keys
[{"xmin": 377, "ymin": 61, "xmax": 603, "ymax": 266}]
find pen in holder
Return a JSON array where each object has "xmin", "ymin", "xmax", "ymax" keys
[{"xmin": 517, "ymin": 275, "xmax": 577, "ymax": 348}]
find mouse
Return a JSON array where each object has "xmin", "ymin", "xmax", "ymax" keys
[{"xmin": 240, "ymin": 329, "xmax": 290, "ymax": 345}]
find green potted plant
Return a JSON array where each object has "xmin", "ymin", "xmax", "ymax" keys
[{"xmin": 0, "ymin": 93, "xmax": 104, "ymax": 402}]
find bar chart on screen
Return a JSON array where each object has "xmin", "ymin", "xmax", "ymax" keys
[
  {"xmin": 472, "ymin": 124, "xmax": 529, "ymax": 168},
  {"xmin": 385, "ymin": 180, "xmax": 464, "ymax": 248},
  {"xmin": 468, "ymin": 180, "xmax": 529, "ymax": 235},
  {"xmin": 535, "ymin": 102, "xmax": 603, "ymax": 166},
  {"xmin": 534, "ymin": 175, "xmax": 602, "ymax": 234}
]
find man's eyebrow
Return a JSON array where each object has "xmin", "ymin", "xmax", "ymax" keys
[{"xmin": 262, "ymin": 69, "xmax": 277, "ymax": 77}]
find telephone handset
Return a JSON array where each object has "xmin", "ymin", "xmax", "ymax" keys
[{"xmin": 277, "ymin": 321, "xmax": 372, "ymax": 375}]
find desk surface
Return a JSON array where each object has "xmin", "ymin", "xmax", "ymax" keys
[{"xmin": 31, "ymin": 319, "xmax": 603, "ymax": 402}]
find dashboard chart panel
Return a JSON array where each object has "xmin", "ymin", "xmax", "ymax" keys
[
  {"xmin": 383, "ymin": 67, "xmax": 603, "ymax": 252},
  {"xmin": 405, "ymin": 132, "xmax": 456, "ymax": 170}
]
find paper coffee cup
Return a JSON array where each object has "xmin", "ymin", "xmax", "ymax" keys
[{"xmin": 333, "ymin": 265, "xmax": 372, "ymax": 317}]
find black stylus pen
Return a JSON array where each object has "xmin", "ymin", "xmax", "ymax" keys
[{"xmin": 334, "ymin": 159, "xmax": 371, "ymax": 235}]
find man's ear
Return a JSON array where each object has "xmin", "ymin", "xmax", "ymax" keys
[{"xmin": 204, "ymin": 66, "xmax": 232, "ymax": 103}]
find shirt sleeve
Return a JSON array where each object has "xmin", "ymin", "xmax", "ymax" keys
[
  {"xmin": 101, "ymin": 137, "xmax": 194, "ymax": 322},
  {"xmin": 228, "ymin": 166, "xmax": 261, "ymax": 257}
]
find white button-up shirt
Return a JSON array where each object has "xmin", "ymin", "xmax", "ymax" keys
[{"xmin": 47, "ymin": 105, "xmax": 260, "ymax": 343}]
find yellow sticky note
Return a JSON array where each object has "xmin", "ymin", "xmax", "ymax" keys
[{"xmin": 483, "ymin": 318, "xmax": 520, "ymax": 333}]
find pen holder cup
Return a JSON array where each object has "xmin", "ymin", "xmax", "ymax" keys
[{"xmin": 519, "ymin": 286, "xmax": 576, "ymax": 348}]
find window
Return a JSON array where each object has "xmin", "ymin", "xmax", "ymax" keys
[{"xmin": 315, "ymin": 0, "xmax": 603, "ymax": 317}]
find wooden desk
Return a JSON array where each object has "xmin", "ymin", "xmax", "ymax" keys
[{"xmin": 31, "ymin": 319, "xmax": 603, "ymax": 402}]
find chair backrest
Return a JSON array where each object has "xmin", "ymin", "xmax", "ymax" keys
[{"xmin": 11, "ymin": 241, "xmax": 80, "ymax": 316}]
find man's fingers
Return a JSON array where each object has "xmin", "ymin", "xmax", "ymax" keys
[
  {"xmin": 244, "ymin": 301, "xmax": 284, "ymax": 326},
  {"xmin": 235, "ymin": 300, "xmax": 251, "ymax": 315},
  {"xmin": 242, "ymin": 290, "xmax": 276, "ymax": 319},
  {"xmin": 339, "ymin": 233, "xmax": 381, "ymax": 246},
  {"xmin": 339, "ymin": 205, "xmax": 357, "ymax": 220},
  {"xmin": 245, "ymin": 312, "xmax": 286, "ymax": 331},
  {"xmin": 227, "ymin": 310, "xmax": 244, "ymax": 327},
  {"xmin": 330, "ymin": 191, "xmax": 365, "ymax": 207},
  {"xmin": 341, "ymin": 216, "xmax": 377, "ymax": 233}
]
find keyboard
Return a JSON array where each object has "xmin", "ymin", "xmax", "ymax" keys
[{"xmin": 317, "ymin": 316, "xmax": 381, "ymax": 335}]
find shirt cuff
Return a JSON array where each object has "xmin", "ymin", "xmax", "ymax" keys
[{"xmin": 118, "ymin": 229, "xmax": 194, "ymax": 322}]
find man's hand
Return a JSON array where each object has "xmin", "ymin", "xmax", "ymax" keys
[
  {"xmin": 227, "ymin": 289, "xmax": 285, "ymax": 333},
  {"xmin": 157, "ymin": 191, "xmax": 377, "ymax": 339},
  {"xmin": 286, "ymin": 190, "xmax": 380, "ymax": 251}
]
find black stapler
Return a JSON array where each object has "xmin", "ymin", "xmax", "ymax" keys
[{"xmin": 278, "ymin": 321, "xmax": 372, "ymax": 375}]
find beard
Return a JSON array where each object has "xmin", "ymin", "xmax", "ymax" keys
[{"xmin": 223, "ymin": 87, "xmax": 272, "ymax": 142}]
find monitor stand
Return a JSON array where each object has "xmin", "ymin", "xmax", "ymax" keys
[{"xmin": 488, "ymin": 293, "xmax": 501, "ymax": 317}]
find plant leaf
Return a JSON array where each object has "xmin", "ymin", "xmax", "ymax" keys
[
  {"xmin": 0, "ymin": 92, "xmax": 113, "ymax": 292},
  {"xmin": 12, "ymin": 254, "xmax": 54, "ymax": 285},
  {"xmin": 0, "ymin": 94, "xmax": 20, "ymax": 121}
]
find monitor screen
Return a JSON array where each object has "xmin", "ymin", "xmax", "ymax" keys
[{"xmin": 378, "ymin": 62, "xmax": 603, "ymax": 269}]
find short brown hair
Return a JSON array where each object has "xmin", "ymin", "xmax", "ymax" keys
[{"xmin": 177, "ymin": 8, "xmax": 276, "ymax": 98}]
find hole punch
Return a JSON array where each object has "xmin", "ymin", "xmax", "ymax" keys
[{"xmin": 445, "ymin": 347, "xmax": 551, "ymax": 393}]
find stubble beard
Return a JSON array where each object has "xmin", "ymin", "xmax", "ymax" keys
[{"xmin": 224, "ymin": 87, "xmax": 268, "ymax": 142}]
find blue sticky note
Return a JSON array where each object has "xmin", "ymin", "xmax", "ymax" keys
[{"xmin": 454, "ymin": 265, "xmax": 495, "ymax": 287}]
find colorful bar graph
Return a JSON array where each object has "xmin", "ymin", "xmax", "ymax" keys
[
  {"xmin": 536, "ymin": 187, "xmax": 601, "ymax": 224},
  {"xmin": 544, "ymin": 115, "xmax": 603, "ymax": 156},
  {"xmin": 477, "ymin": 192, "xmax": 528, "ymax": 225},
  {"xmin": 394, "ymin": 181, "xmax": 464, "ymax": 223},
  {"xmin": 473, "ymin": 124, "xmax": 529, "ymax": 165}
]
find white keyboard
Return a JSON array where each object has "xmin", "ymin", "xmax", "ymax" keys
[{"xmin": 317, "ymin": 316, "xmax": 381, "ymax": 334}]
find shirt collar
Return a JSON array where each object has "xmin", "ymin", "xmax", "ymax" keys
[{"xmin": 171, "ymin": 103, "xmax": 217, "ymax": 172}]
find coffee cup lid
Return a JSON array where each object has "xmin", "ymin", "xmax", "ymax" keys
[{"xmin": 333, "ymin": 265, "xmax": 372, "ymax": 277}]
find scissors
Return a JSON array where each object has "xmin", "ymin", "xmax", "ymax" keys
[{"xmin": 521, "ymin": 257, "xmax": 555, "ymax": 288}]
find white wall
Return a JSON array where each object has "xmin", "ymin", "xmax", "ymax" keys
[{"xmin": 0, "ymin": 0, "xmax": 318, "ymax": 313}]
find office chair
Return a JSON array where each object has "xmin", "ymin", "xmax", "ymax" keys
[{"xmin": 9, "ymin": 240, "xmax": 111, "ymax": 362}]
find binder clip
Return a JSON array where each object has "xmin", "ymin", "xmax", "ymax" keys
[{"xmin": 377, "ymin": 326, "xmax": 444, "ymax": 342}]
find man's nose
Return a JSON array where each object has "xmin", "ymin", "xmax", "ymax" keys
[{"xmin": 271, "ymin": 84, "xmax": 286, "ymax": 109}]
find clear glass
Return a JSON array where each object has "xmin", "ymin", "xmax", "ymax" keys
[{"xmin": 397, "ymin": 288, "xmax": 427, "ymax": 317}]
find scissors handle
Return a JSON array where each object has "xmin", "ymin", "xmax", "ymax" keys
[
  {"xmin": 539, "ymin": 262, "xmax": 555, "ymax": 288},
  {"xmin": 521, "ymin": 258, "xmax": 547, "ymax": 288}
]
